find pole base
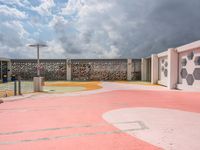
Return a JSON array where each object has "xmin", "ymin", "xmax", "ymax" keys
[{"xmin": 33, "ymin": 77, "xmax": 44, "ymax": 92}]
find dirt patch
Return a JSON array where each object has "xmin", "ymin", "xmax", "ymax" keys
[{"xmin": 44, "ymin": 81, "xmax": 102, "ymax": 91}]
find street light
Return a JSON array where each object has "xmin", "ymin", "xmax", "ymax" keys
[{"xmin": 29, "ymin": 43, "xmax": 47, "ymax": 76}]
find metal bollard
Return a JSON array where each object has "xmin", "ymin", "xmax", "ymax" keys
[
  {"xmin": 14, "ymin": 80, "xmax": 17, "ymax": 96},
  {"xmin": 18, "ymin": 76, "xmax": 22, "ymax": 95}
]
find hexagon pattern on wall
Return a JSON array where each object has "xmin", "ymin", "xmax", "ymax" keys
[
  {"xmin": 194, "ymin": 56, "xmax": 200, "ymax": 66},
  {"xmin": 187, "ymin": 51, "xmax": 194, "ymax": 60},
  {"xmin": 165, "ymin": 62, "xmax": 168, "ymax": 67},
  {"xmin": 181, "ymin": 68, "xmax": 188, "ymax": 79},
  {"xmin": 161, "ymin": 58, "xmax": 168, "ymax": 78},
  {"xmin": 161, "ymin": 66, "xmax": 164, "ymax": 71},
  {"xmin": 164, "ymin": 69, "xmax": 168, "ymax": 77},
  {"xmin": 181, "ymin": 59, "xmax": 187, "ymax": 66},
  {"xmin": 186, "ymin": 74, "xmax": 194, "ymax": 85},
  {"xmin": 180, "ymin": 50, "xmax": 200, "ymax": 86},
  {"xmin": 193, "ymin": 68, "xmax": 200, "ymax": 80}
]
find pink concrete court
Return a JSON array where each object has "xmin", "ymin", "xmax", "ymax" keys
[{"xmin": 0, "ymin": 82, "xmax": 200, "ymax": 150}]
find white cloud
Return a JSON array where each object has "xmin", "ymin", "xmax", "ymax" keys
[
  {"xmin": 49, "ymin": 15, "xmax": 68, "ymax": 28},
  {"xmin": 61, "ymin": 0, "xmax": 84, "ymax": 15},
  {"xmin": 0, "ymin": 20, "xmax": 35, "ymax": 59},
  {"xmin": 54, "ymin": 0, "xmax": 200, "ymax": 58},
  {"xmin": 54, "ymin": 0, "xmax": 124, "ymax": 58},
  {"xmin": 0, "ymin": 20, "xmax": 29, "ymax": 48},
  {"xmin": 32, "ymin": 0, "xmax": 55, "ymax": 16},
  {"xmin": 104, "ymin": 45, "xmax": 120, "ymax": 58},
  {"xmin": 0, "ymin": 0, "xmax": 30, "ymax": 7},
  {"xmin": 2, "ymin": 21, "xmax": 29, "ymax": 38},
  {"xmin": 40, "ymin": 40, "xmax": 65, "ymax": 58},
  {"xmin": 0, "ymin": 5, "xmax": 27, "ymax": 19}
]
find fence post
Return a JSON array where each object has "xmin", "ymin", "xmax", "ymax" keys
[
  {"xmin": 66, "ymin": 59, "xmax": 71, "ymax": 81},
  {"xmin": 14, "ymin": 80, "xmax": 17, "ymax": 96},
  {"xmin": 127, "ymin": 59, "xmax": 132, "ymax": 81},
  {"xmin": 18, "ymin": 76, "xmax": 22, "ymax": 95}
]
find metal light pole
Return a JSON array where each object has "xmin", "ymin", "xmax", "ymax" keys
[{"xmin": 29, "ymin": 44, "xmax": 47, "ymax": 76}]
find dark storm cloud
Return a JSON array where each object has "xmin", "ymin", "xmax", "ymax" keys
[
  {"xmin": 117, "ymin": 0, "xmax": 200, "ymax": 57},
  {"xmin": 52, "ymin": 0, "xmax": 200, "ymax": 58},
  {"xmin": 52, "ymin": 17, "xmax": 83, "ymax": 54}
]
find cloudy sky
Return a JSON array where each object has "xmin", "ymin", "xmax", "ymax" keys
[{"xmin": 0, "ymin": 0, "xmax": 200, "ymax": 59}]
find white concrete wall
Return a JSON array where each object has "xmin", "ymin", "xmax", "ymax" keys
[
  {"xmin": 151, "ymin": 54, "xmax": 159, "ymax": 84},
  {"xmin": 141, "ymin": 58, "xmax": 147, "ymax": 81},
  {"xmin": 177, "ymin": 48, "xmax": 200, "ymax": 91},
  {"xmin": 141, "ymin": 58, "xmax": 151, "ymax": 82},
  {"xmin": 158, "ymin": 56, "xmax": 168, "ymax": 86},
  {"xmin": 147, "ymin": 40, "xmax": 200, "ymax": 91},
  {"xmin": 168, "ymin": 48, "xmax": 178, "ymax": 89}
]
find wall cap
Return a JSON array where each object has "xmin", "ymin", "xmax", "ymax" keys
[
  {"xmin": 157, "ymin": 51, "xmax": 168, "ymax": 58},
  {"xmin": 176, "ymin": 40, "xmax": 200, "ymax": 53}
]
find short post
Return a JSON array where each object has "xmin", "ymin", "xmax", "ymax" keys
[
  {"xmin": 33, "ymin": 77, "xmax": 44, "ymax": 92},
  {"xmin": 14, "ymin": 80, "xmax": 17, "ymax": 96},
  {"xmin": 18, "ymin": 76, "xmax": 22, "ymax": 95}
]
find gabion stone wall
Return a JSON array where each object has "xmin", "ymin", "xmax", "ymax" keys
[
  {"xmin": 40, "ymin": 60, "xmax": 66, "ymax": 80},
  {"xmin": 11, "ymin": 59, "xmax": 66, "ymax": 81},
  {"xmin": 11, "ymin": 59, "xmax": 37, "ymax": 80},
  {"xmin": 11, "ymin": 59, "xmax": 141, "ymax": 81},
  {"xmin": 0, "ymin": 61, "xmax": 8, "ymax": 80},
  {"xmin": 71, "ymin": 59, "xmax": 128, "ymax": 81}
]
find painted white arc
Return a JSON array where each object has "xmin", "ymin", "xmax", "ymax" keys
[{"xmin": 103, "ymin": 108, "xmax": 200, "ymax": 150}]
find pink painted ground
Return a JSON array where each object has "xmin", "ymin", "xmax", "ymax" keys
[{"xmin": 0, "ymin": 83, "xmax": 200, "ymax": 150}]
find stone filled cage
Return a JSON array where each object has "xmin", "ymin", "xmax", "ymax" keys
[
  {"xmin": 0, "ymin": 61, "xmax": 9, "ymax": 81},
  {"xmin": 11, "ymin": 59, "xmax": 141, "ymax": 81},
  {"xmin": 71, "ymin": 59, "xmax": 128, "ymax": 81},
  {"xmin": 11, "ymin": 59, "xmax": 67, "ymax": 81}
]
